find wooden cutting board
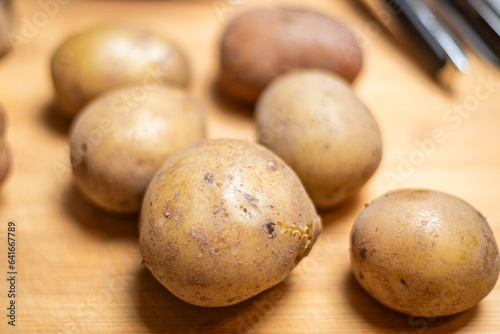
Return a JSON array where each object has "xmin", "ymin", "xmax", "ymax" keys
[{"xmin": 1, "ymin": 0, "xmax": 499, "ymax": 333}]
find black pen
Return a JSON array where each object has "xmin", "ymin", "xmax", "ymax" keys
[{"xmin": 357, "ymin": 0, "xmax": 470, "ymax": 85}]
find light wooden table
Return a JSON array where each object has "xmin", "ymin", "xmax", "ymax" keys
[{"xmin": 1, "ymin": 0, "xmax": 499, "ymax": 333}]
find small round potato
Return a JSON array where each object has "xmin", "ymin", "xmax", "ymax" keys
[
  {"xmin": 0, "ymin": 104, "xmax": 10, "ymax": 185},
  {"xmin": 139, "ymin": 138, "xmax": 322, "ymax": 307},
  {"xmin": 255, "ymin": 69, "xmax": 382, "ymax": 209},
  {"xmin": 52, "ymin": 24, "xmax": 190, "ymax": 117},
  {"xmin": 69, "ymin": 85, "xmax": 205, "ymax": 214},
  {"xmin": 218, "ymin": 7, "xmax": 362, "ymax": 104},
  {"xmin": 350, "ymin": 189, "xmax": 500, "ymax": 317}
]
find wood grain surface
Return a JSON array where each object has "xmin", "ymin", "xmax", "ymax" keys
[{"xmin": 1, "ymin": 0, "xmax": 500, "ymax": 333}]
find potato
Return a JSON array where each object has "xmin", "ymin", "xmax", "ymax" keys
[
  {"xmin": 0, "ymin": 104, "xmax": 10, "ymax": 185},
  {"xmin": 0, "ymin": 0, "xmax": 12, "ymax": 56},
  {"xmin": 139, "ymin": 138, "xmax": 322, "ymax": 307},
  {"xmin": 255, "ymin": 69, "xmax": 382, "ymax": 209},
  {"xmin": 52, "ymin": 24, "xmax": 190, "ymax": 117},
  {"xmin": 69, "ymin": 85, "xmax": 205, "ymax": 214},
  {"xmin": 218, "ymin": 7, "xmax": 362, "ymax": 104},
  {"xmin": 350, "ymin": 189, "xmax": 500, "ymax": 317}
]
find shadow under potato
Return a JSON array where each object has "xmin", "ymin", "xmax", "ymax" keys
[
  {"xmin": 62, "ymin": 182, "xmax": 139, "ymax": 239},
  {"xmin": 40, "ymin": 100, "xmax": 73, "ymax": 136},
  {"xmin": 210, "ymin": 75, "xmax": 255, "ymax": 117},
  {"xmin": 343, "ymin": 272, "xmax": 479, "ymax": 333},
  {"xmin": 135, "ymin": 266, "xmax": 293, "ymax": 334},
  {"xmin": 319, "ymin": 193, "xmax": 362, "ymax": 225}
]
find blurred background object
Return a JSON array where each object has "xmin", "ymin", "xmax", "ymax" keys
[
  {"xmin": 427, "ymin": 0, "xmax": 500, "ymax": 66},
  {"xmin": 357, "ymin": 0, "xmax": 469, "ymax": 85},
  {"xmin": 0, "ymin": 0, "xmax": 12, "ymax": 56},
  {"xmin": 357, "ymin": 0, "xmax": 500, "ymax": 85}
]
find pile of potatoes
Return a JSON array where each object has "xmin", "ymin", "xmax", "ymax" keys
[
  {"xmin": 47, "ymin": 6, "xmax": 498, "ymax": 315},
  {"xmin": 52, "ymin": 24, "xmax": 205, "ymax": 214},
  {"xmin": 50, "ymin": 20, "xmax": 326, "ymax": 307}
]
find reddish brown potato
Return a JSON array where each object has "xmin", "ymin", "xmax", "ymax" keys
[{"xmin": 218, "ymin": 7, "xmax": 362, "ymax": 104}]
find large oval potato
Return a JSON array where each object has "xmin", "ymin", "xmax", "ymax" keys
[
  {"xmin": 70, "ymin": 85, "xmax": 205, "ymax": 214},
  {"xmin": 350, "ymin": 189, "xmax": 500, "ymax": 317},
  {"xmin": 255, "ymin": 69, "xmax": 382, "ymax": 209},
  {"xmin": 218, "ymin": 7, "xmax": 362, "ymax": 104},
  {"xmin": 52, "ymin": 24, "xmax": 190, "ymax": 117},
  {"xmin": 139, "ymin": 138, "xmax": 322, "ymax": 307}
]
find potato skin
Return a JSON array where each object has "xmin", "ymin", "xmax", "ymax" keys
[
  {"xmin": 219, "ymin": 7, "xmax": 362, "ymax": 104},
  {"xmin": 350, "ymin": 189, "xmax": 500, "ymax": 317},
  {"xmin": 255, "ymin": 69, "xmax": 382, "ymax": 209},
  {"xmin": 139, "ymin": 138, "xmax": 321, "ymax": 307},
  {"xmin": 0, "ymin": 105, "xmax": 10, "ymax": 185},
  {"xmin": 69, "ymin": 85, "xmax": 205, "ymax": 214},
  {"xmin": 52, "ymin": 24, "xmax": 190, "ymax": 117}
]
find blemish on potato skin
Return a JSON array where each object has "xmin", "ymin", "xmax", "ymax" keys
[
  {"xmin": 263, "ymin": 221, "xmax": 277, "ymax": 239},
  {"xmin": 482, "ymin": 235, "xmax": 496, "ymax": 276},
  {"xmin": 266, "ymin": 161, "xmax": 277, "ymax": 171},
  {"xmin": 477, "ymin": 211, "xmax": 486, "ymax": 220},
  {"xmin": 204, "ymin": 172, "xmax": 214, "ymax": 184},
  {"xmin": 244, "ymin": 193, "xmax": 260, "ymax": 208},
  {"xmin": 189, "ymin": 225, "xmax": 210, "ymax": 251},
  {"xmin": 359, "ymin": 247, "xmax": 367, "ymax": 260},
  {"xmin": 244, "ymin": 193, "xmax": 254, "ymax": 201},
  {"xmin": 213, "ymin": 205, "xmax": 229, "ymax": 222},
  {"xmin": 189, "ymin": 275, "xmax": 206, "ymax": 287},
  {"xmin": 163, "ymin": 200, "xmax": 186, "ymax": 224}
]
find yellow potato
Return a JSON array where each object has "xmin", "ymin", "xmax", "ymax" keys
[
  {"xmin": 255, "ymin": 69, "xmax": 382, "ymax": 209},
  {"xmin": 69, "ymin": 85, "xmax": 205, "ymax": 214},
  {"xmin": 350, "ymin": 189, "xmax": 500, "ymax": 317},
  {"xmin": 52, "ymin": 24, "xmax": 190, "ymax": 117},
  {"xmin": 139, "ymin": 138, "xmax": 322, "ymax": 307}
]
